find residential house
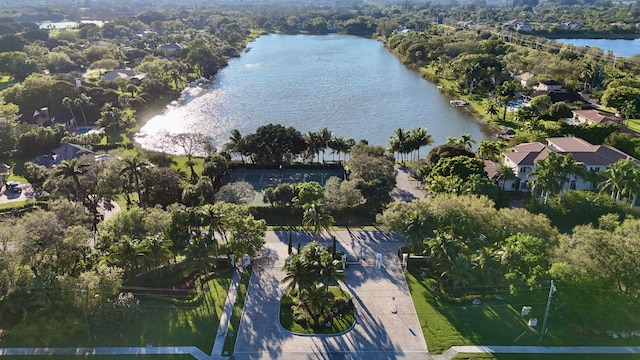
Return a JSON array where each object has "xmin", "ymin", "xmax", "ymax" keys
[
  {"xmin": 501, "ymin": 19, "xmax": 533, "ymax": 31},
  {"xmin": 489, "ymin": 137, "xmax": 636, "ymax": 192},
  {"xmin": 103, "ymin": 69, "xmax": 146, "ymax": 84},
  {"xmin": 524, "ymin": 90, "xmax": 586, "ymax": 105},
  {"xmin": 517, "ymin": 72, "xmax": 536, "ymax": 88},
  {"xmin": 534, "ymin": 80, "xmax": 564, "ymax": 92},
  {"xmin": 158, "ymin": 42, "xmax": 183, "ymax": 54},
  {"xmin": 572, "ymin": 109, "xmax": 621, "ymax": 125}
]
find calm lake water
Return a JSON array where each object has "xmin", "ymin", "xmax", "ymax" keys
[
  {"xmin": 555, "ymin": 38, "xmax": 640, "ymax": 58},
  {"xmin": 135, "ymin": 34, "xmax": 491, "ymax": 154}
]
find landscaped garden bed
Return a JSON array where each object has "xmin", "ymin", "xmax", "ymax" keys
[{"xmin": 280, "ymin": 286, "xmax": 355, "ymax": 335}]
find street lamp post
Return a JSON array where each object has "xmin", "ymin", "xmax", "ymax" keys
[
  {"xmin": 77, "ymin": 285, "xmax": 91, "ymax": 342},
  {"xmin": 538, "ymin": 280, "xmax": 556, "ymax": 343}
]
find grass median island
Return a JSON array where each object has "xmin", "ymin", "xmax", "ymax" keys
[{"xmin": 280, "ymin": 287, "xmax": 355, "ymax": 335}]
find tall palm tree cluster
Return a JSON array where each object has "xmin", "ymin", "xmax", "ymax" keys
[
  {"xmin": 282, "ymin": 242, "xmax": 342, "ymax": 328},
  {"xmin": 529, "ymin": 152, "xmax": 587, "ymax": 204},
  {"xmin": 388, "ymin": 127, "xmax": 434, "ymax": 163},
  {"xmin": 224, "ymin": 126, "xmax": 356, "ymax": 164},
  {"xmin": 598, "ymin": 159, "xmax": 640, "ymax": 208}
]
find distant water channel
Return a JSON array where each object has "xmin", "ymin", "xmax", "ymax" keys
[
  {"xmin": 135, "ymin": 34, "xmax": 491, "ymax": 154},
  {"xmin": 555, "ymin": 38, "xmax": 640, "ymax": 58}
]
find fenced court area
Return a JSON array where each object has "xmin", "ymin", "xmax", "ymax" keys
[{"xmin": 226, "ymin": 167, "xmax": 345, "ymax": 206}]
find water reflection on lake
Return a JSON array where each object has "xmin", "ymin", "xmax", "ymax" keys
[{"xmin": 136, "ymin": 34, "xmax": 492, "ymax": 154}]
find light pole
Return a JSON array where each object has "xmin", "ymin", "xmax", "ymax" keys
[
  {"xmin": 538, "ymin": 280, "xmax": 556, "ymax": 343},
  {"xmin": 77, "ymin": 285, "xmax": 91, "ymax": 342}
]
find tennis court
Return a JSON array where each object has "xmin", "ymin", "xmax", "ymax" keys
[{"xmin": 226, "ymin": 168, "xmax": 345, "ymax": 205}]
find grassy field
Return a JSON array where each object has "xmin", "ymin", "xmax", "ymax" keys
[
  {"xmin": 221, "ymin": 270, "xmax": 251, "ymax": 355},
  {"xmin": 406, "ymin": 268, "xmax": 640, "ymax": 355},
  {"xmin": 454, "ymin": 355, "xmax": 640, "ymax": 360},
  {"xmin": 0, "ymin": 274, "xmax": 232, "ymax": 353},
  {"xmin": 627, "ymin": 119, "xmax": 640, "ymax": 133}
]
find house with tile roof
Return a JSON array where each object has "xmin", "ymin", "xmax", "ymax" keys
[
  {"xmin": 572, "ymin": 109, "xmax": 621, "ymax": 125},
  {"xmin": 487, "ymin": 137, "xmax": 637, "ymax": 192}
]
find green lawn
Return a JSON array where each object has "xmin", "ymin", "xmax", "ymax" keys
[
  {"xmin": 0, "ymin": 274, "xmax": 232, "ymax": 353},
  {"xmin": 221, "ymin": 270, "xmax": 251, "ymax": 355},
  {"xmin": 171, "ymin": 156, "xmax": 204, "ymax": 178},
  {"xmin": 0, "ymin": 356, "xmax": 195, "ymax": 360},
  {"xmin": 0, "ymin": 75, "xmax": 15, "ymax": 91},
  {"xmin": 0, "ymin": 200, "xmax": 29, "ymax": 210},
  {"xmin": 406, "ymin": 268, "xmax": 640, "ymax": 355},
  {"xmin": 627, "ymin": 119, "xmax": 640, "ymax": 133},
  {"xmin": 455, "ymin": 355, "xmax": 640, "ymax": 360},
  {"xmin": 279, "ymin": 287, "xmax": 355, "ymax": 335}
]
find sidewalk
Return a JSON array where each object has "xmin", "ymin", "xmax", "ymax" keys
[
  {"xmin": 431, "ymin": 345, "xmax": 640, "ymax": 360},
  {"xmin": 210, "ymin": 269, "xmax": 242, "ymax": 357}
]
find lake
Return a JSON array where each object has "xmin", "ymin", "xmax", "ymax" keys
[
  {"xmin": 135, "ymin": 34, "xmax": 491, "ymax": 154},
  {"xmin": 555, "ymin": 38, "xmax": 640, "ymax": 58},
  {"xmin": 38, "ymin": 20, "xmax": 105, "ymax": 29}
]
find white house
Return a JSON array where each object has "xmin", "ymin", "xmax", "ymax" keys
[
  {"xmin": 488, "ymin": 137, "xmax": 636, "ymax": 192},
  {"xmin": 572, "ymin": 109, "xmax": 621, "ymax": 125},
  {"xmin": 534, "ymin": 80, "xmax": 564, "ymax": 92}
]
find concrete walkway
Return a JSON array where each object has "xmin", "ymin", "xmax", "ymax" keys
[
  {"xmin": 211, "ymin": 269, "xmax": 242, "ymax": 357},
  {"xmin": 431, "ymin": 346, "xmax": 640, "ymax": 360},
  {"xmin": 392, "ymin": 166, "xmax": 425, "ymax": 202},
  {"xmin": 232, "ymin": 230, "xmax": 430, "ymax": 359}
]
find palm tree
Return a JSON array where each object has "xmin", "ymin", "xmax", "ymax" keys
[
  {"xmin": 282, "ymin": 254, "xmax": 316, "ymax": 295},
  {"xmin": 225, "ymin": 129, "xmax": 246, "ymax": 162},
  {"xmin": 497, "ymin": 81, "xmax": 517, "ymax": 121},
  {"xmin": 120, "ymin": 155, "xmax": 151, "ymax": 208},
  {"xmin": 476, "ymin": 141, "xmax": 501, "ymax": 161},
  {"xmin": 62, "ymin": 97, "xmax": 77, "ymax": 127},
  {"xmin": 300, "ymin": 285, "xmax": 332, "ymax": 328},
  {"xmin": 143, "ymin": 234, "xmax": 173, "ymax": 286},
  {"xmin": 109, "ymin": 237, "xmax": 147, "ymax": 280},
  {"xmin": 599, "ymin": 159, "xmax": 636, "ymax": 201},
  {"xmin": 409, "ymin": 127, "xmax": 433, "ymax": 161},
  {"xmin": 184, "ymin": 235, "xmax": 217, "ymax": 288},
  {"xmin": 57, "ymin": 159, "xmax": 89, "ymax": 201},
  {"xmin": 447, "ymin": 134, "xmax": 476, "ymax": 150},
  {"xmin": 319, "ymin": 251, "xmax": 342, "ymax": 292},
  {"xmin": 557, "ymin": 153, "xmax": 587, "ymax": 202},
  {"xmin": 318, "ymin": 127, "xmax": 332, "ymax": 163},
  {"xmin": 389, "ymin": 128, "xmax": 409, "ymax": 163},
  {"xmin": 302, "ymin": 203, "xmax": 334, "ymax": 242},
  {"xmin": 529, "ymin": 153, "xmax": 564, "ymax": 204},
  {"xmin": 495, "ymin": 164, "xmax": 515, "ymax": 191},
  {"xmin": 98, "ymin": 103, "xmax": 123, "ymax": 137},
  {"xmin": 625, "ymin": 165, "xmax": 640, "ymax": 208},
  {"xmin": 484, "ymin": 99, "xmax": 500, "ymax": 120},
  {"xmin": 199, "ymin": 204, "xmax": 227, "ymax": 244},
  {"xmin": 472, "ymin": 247, "xmax": 500, "ymax": 291},
  {"xmin": 441, "ymin": 254, "xmax": 474, "ymax": 293},
  {"xmin": 74, "ymin": 93, "xmax": 93, "ymax": 126}
]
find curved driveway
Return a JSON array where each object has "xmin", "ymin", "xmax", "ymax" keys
[{"xmin": 233, "ymin": 230, "xmax": 430, "ymax": 359}]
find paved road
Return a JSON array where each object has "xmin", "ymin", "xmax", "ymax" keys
[
  {"xmin": 232, "ymin": 230, "xmax": 430, "ymax": 360},
  {"xmin": 0, "ymin": 183, "xmax": 35, "ymax": 204},
  {"xmin": 392, "ymin": 167, "xmax": 425, "ymax": 202}
]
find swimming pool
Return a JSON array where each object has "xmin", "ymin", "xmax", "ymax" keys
[{"xmin": 75, "ymin": 127, "xmax": 100, "ymax": 136}]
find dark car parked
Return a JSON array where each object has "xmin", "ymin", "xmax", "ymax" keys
[{"xmin": 5, "ymin": 181, "xmax": 22, "ymax": 193}]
